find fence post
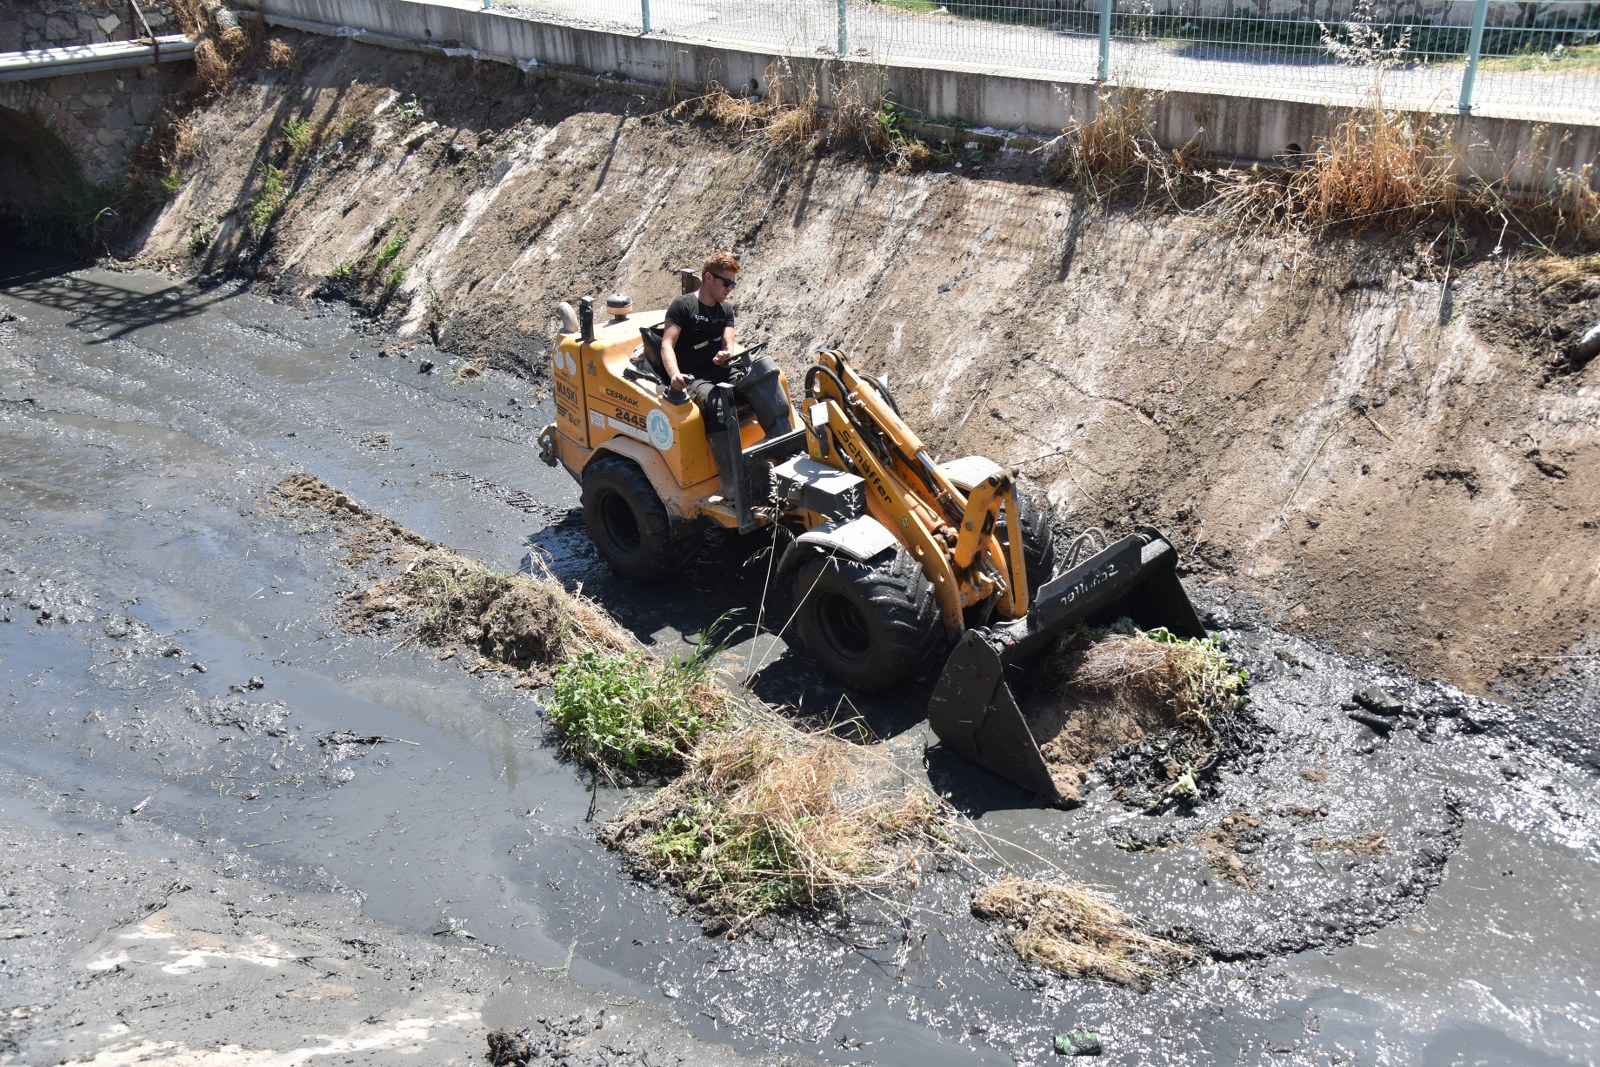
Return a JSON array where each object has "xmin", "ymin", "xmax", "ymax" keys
[
  {"xmin": 641, "ymin": 0, "xmax": 651, "ymax": 35},
  {"xmin": 1457, "ymin": 0, "xmax": 1489, "ymax": 113},
  {"xmin": 838, "ymin": 0, "xmax": 848, "ymax": 55},
  {"xmin": 1096, "ymin": 0, "xmax": 1113, "ymax": 82}
]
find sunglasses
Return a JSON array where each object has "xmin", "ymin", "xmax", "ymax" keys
[{"xmin": 710, "ymin": 272, "xmax": 738, "ymax": 289}]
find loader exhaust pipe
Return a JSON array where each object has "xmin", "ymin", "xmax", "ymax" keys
[
  {"xmin": 578, "ymin": 295, "xmax": 594, "ymax": 343},
  {"xmin": 926, "ymin": 528, "xmax": 1203, "ymax": 804}
]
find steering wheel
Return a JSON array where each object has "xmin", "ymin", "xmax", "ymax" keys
[{"xmin": 725, "ymin": 340, "xmax": 766, "ymax": 381}]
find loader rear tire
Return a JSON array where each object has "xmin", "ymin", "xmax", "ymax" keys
[
  {"xmin": 792, "ymin": 548, "xmax": 942, "ymax": 692},
  {"xmin": 580, "ymin": 454, "xmax": 699, "ymax": 582},
  {"xmin": 999, "ymin": 489, "xmax": 1058, "ymax": 600}
]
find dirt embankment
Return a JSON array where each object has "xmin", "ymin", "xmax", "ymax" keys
[{"xmin": 130, "ymin": 32, "xmax": 1600, "ymax": 707}]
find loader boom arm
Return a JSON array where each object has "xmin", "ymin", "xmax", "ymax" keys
[{"xmin": 803, "ymin": 351, "xmax": 1028, "ymax": 626}]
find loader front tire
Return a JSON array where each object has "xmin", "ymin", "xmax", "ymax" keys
[
  {"xmin": 581, "ymin": 454, "xmax": 698, "ymax": 582},
  {"xmin": 792, "ymin": 548, "xmax": 942, "ymax": 692}
]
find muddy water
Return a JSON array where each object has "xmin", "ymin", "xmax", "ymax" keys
[{"xmin": 2, "ymin": 261, "xmax": 1597, "ymax": 1067}]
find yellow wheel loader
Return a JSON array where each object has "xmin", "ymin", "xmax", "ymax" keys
[{"xmin": 537, "ymin": 277, "xmax": 1205, "ymax": 804}]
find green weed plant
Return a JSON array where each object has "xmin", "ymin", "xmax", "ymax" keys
[{"xmin": 549, "ymin": 649, "xmax": 726, "ymax": 778}]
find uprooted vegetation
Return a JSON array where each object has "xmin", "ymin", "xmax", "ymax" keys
[
  {"xmin": 272, "ymin": 473, "xmax": 958, "ymax": 930},
  {"xmin": 275, "ymin": 473, "xmax": 631, "ymax": 680},
  {"xmin": 972, "ymin": 876, "xmax": 1198, "ymax": 987},
  {"xmin": 547, "ymin": 649, "xmax": 733, "ymax": 779},
  {"xmin": 602, "ymin": 724, "xmax": 950, "ymax": 933},
  {"xmin": 1025, "ymin": 624, "xmax": 1250, "ymax": 806}
]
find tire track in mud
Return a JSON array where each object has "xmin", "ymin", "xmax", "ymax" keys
[{"xmin": 435, "ymin": 467, "xmax": 577, "ymax": 525}]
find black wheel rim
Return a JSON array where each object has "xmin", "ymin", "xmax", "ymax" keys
[
  {"xmin": 598, "ymin": 491, "xmax": 642, "ymax": 554},
  {"xmin": 815, "ymin": 588, "xmax": 871, "ymax": 667}
]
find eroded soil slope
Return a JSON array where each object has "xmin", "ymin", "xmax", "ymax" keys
[{"xmin": 132, "ymin": 32, "xmax": 1600, "ymax": 708}]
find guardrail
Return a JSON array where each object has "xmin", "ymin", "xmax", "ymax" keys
[
  {"xmin": 493, "ymin": 0, "xmax": 1600, "ymax": 124},
  {"xmin": 0, "ymin": 35, "xmax": 197, "ymax": 82}
]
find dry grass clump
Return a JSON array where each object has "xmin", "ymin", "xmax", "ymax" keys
[
  {"xmin": 830, "ymin": 71, "xmax": 939, "ymax": 170},
  {"xmin": 699, "ymin": 82, "xmax": 780, "ymax": 136},
  {"xmin": 1039, "ymin": 625, "xmax": 1247, "ymax": 726},
  {"xmin": 602, "ymin": 724, "xmax": 948, "ymax": 930},
  {"xmin": 690, "ymin": 62, "xmax": 939, "ymax": 171},
  {"xmin": 972, "ymin": 876, "xmax": 1197, "ymax": 987},
  {"xmin": 766, "ymin": 86, "xmax": 824, "ymax": 149},
  {"xmin": 1208, "ymin": 135, "xmax": 1597, "ymax": 243},
  {"xmin": 1307, "ymin": 830, "xmax": 1389, "ymax": 856},
  {"xmin": 192, "ymin": 37, "xmax": 229, "ymax": 92},
  {"xmin": 1530, "ymin": 249, "xmax": 1600, "ymax": 287},
  {"xmin": 1547, "ymin": 163, "xmax": 1600, "ymax": 245},
  {"xmin": 173, "ymin": 0, "xmax": 255, "ymax": 93},
  {"xmin": 1044, "ymin": 87, "xmax": 1196, "ymax": 206},
  {"xmin": 1288, "ymin": 106, "xmax": 1458, "ymax": 233},
  {"xmin": 1038, "ymin": 77, "xmax": 1594, "ymax": 245},
  {"xmin": 273, "ymin": 474, "xmax": 631, "ymax": 680},
  {"xmin": 265, "ymin": 38, "xmax": 296, "ymax": 70}
]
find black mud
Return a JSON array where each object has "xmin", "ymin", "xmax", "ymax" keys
[{"xmin": 1, "ymin": 261, "xmax": 1597, "ymax": 1066}]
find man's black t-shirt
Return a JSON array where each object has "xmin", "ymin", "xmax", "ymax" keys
[{"xmin": 665, "ymin": 293, "xmax": 735, "ymax": 381}]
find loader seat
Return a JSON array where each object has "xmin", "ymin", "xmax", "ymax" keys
[{"xmin": 638, "ymin": 324, "xmax": 670, "ymax": 382}]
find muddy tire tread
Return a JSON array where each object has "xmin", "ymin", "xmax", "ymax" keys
[
  {"xmin": 580, "ymin": 454, "xmax": 697, "ymax": 582},
  {"xmin": 793, "ymin": 547, "xmax": 942, "ymax": 692}
]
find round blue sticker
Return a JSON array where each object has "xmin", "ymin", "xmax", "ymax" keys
[{"xmin": 647, "ymin": 408, "xmax": 674, "ymax": 452}]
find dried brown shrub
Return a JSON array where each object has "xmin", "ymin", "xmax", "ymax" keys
[
  {"xmin": 192, "ymin": 38, "xmax": 229, "ymax": 92},
  {"xmin": 693, "ymin": 62, "xmax": 937, "ymax": 170},
  {"xmin": 265, "ymin": 38, "xmax": 296, "ymax": 70},
  {"xmin": 1047, "ymin": 87, "xmax": 1192, "ymax": 205},
  {"xmin": 1291, "ymin": 104, "xmax": 1459, "ymax": 232},
  {"xmin": 170, "ymin": 115, "xmax": 199, "ymax": 165},
  {"xmin": 972, "ymin": 876, "xmax": 1197, "ymax": 986},
  {"xmin": 699, "ymin": 81, "xmax": 777, "ymax": 136}
]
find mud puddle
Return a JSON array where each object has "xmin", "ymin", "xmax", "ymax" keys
[{"xmin": 2, "ymin": 261, "xmax": 1598, "ymax": 1066}]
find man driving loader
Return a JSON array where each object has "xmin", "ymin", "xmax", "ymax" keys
[
  {"xmin": 660, "ymin": 253, "xmax": 793, "ymax": 496},
  {"xmin": 660, "ymin": 251, "xmax": 740, "ymax": 393}
]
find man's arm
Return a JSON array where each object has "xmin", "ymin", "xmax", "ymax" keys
[
  {"xmin": 660, "ymin": 322, "xmax": 687, "ymax": 391},
  {"xmin": 714, "ymin": 324, "xmax": 736, "ymax": 366}
]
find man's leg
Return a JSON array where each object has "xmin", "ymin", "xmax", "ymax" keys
[
  {"xmin": 733, "ymin": 356, "xmax": 793, "ymax": 437},
  {"xmin": 691, "ymin": 382, "xmax": 743, "ymax": 505}
]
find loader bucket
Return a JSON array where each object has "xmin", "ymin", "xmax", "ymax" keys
[{"xmin": 926, "ymin": 528, "xmax": 1204, "ymax": 805}]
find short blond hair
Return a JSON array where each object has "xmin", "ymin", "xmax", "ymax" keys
[{"xmin": 702, "ymin": 251, "xmax": 740, "ymax": 277}]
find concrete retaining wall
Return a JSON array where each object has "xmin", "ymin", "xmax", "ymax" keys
[{"xmin": 258, "ymin": 0, "xmax": 1594, "ymax": 192}]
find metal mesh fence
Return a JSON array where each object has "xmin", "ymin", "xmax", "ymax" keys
[{"xmin": 491, "ymin": 0, "xmax": 1600, "ymax": 123}]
